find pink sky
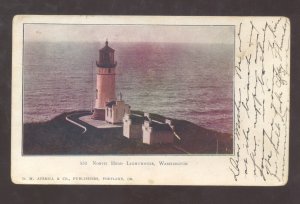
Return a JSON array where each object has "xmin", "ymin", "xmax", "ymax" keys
[{"xmin": 25, "ymin": 24, "xmax": 234, "ymax": 44}]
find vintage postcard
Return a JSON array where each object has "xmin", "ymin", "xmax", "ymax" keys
[{"xmin": 11, "ymin": 16, "xmax": 290, "ymax": 185}]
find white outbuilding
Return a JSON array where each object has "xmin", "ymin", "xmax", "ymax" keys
[
  {"xmin": 123, "ymin": 114, "xmax": 145, "ymax": 139},
  {"xmin": 105, "ymin": 95, "xmax": 130, "ymax": 124},
  {"xmin": 142, "ymin": 119, "xmax": 174, "ymax": 145}
]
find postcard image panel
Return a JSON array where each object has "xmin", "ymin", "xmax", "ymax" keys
[{"xmin": 11, "ymin": 16, "xmax": 290, "ymax": 185}]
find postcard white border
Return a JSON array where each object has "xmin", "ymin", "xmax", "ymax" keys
[{"xmin": 12, "ymin": 16, "xmax": 290, "ymax": 186}]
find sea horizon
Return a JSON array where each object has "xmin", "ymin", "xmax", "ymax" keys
[{"xmin": 23, "ymin": 41, "xmax": 234, "ymax": 134}]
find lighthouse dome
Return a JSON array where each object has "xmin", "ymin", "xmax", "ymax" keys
[
  {"xmin": 100, "ymin": 40, "xmax": 115, "ymax": 52},
  {"xmin": 97, "ymin": 40, "xmax": 117, "ymax": 68}
]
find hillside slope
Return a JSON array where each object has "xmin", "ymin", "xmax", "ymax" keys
[{"xmin": 23, "ymin": 110, "xmax": 232, "ymax": 155}]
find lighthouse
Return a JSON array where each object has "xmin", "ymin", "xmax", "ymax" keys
[{"xmin": 92, "ymin": 40, "xmax": 117, "ymax": 120}]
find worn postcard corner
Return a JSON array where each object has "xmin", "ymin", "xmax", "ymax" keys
[{"xmin": 11, "ymin": 15, "xmax": 290, "ymax": 186}]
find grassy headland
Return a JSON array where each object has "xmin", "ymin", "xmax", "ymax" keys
[{"xmin": 23, "ymin": 110, "xmax": 232, "ymax": 155}]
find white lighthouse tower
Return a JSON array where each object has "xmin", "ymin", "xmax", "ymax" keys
[{"xmin": 92, "ymin": 40, "xmax": 117, "ymax": 120}]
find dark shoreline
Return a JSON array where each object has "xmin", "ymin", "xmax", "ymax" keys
[{"xmin": 23, "ymin": 110, "xmax": 233, "ymax": 155}]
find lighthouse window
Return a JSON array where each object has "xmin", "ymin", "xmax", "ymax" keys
[
  {"xmin": 108, "ymin": 68, "xmax": 111, "ymax": 73},
  {"xmin": 96, "ymin": 89, "xmax": 98, "ymax": 99}
]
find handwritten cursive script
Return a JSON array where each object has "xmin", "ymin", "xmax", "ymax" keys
[{"xmin": 230, "ymin": 18, "xmax": 290, "ymax": 184}]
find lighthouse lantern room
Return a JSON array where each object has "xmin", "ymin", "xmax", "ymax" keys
[{"xmin": 92, "ymin": 40, "xmax": 117, "ymax": 120}]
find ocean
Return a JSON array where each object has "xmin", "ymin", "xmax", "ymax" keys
[{"xmin": 23, "ymin": 42, "xmax": 233, "ymax": 134}]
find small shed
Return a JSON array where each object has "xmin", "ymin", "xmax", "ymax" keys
[
  {"xmin": 123, "ymin": 114, "xmax": 145, "ymax": 139},
  {"xmin": 142, "ymin": 120, "xmax": 174, "ymax": 145},
  {"xmin": 105, "ymin": 99, "xmax": 130, "ymax": 124}
]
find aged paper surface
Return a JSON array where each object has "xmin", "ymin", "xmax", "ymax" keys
[{"xmin": 11, "ymin": 16, "xmax": 290, "ymax": 185}]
